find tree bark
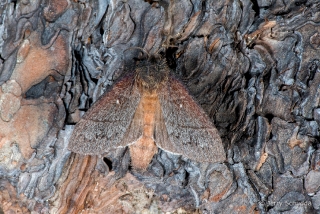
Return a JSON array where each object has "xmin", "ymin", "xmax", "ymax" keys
[{"xmin": 0, "ymin": 0, "xmax": 320, "ymax": 213}]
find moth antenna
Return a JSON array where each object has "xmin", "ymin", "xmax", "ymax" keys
[
  {"xmin": 124, "ymin": 47, "xmax": 150, "ymax": 59},
  {"xmin": 159, "ymin": 59, "xmax": 167, "ymax": 66},
  {"xmin": 155, "ymin": 46, "xmax": 166, "ymax": 57}
]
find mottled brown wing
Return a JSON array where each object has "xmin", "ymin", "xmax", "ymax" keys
[
  {"xmin": 155, "ymin": 76, "xmax": 226, "ymax": 163},
  {"xmin": 68, "ymin": 75, "xmax": 143, "ymax": 155}
]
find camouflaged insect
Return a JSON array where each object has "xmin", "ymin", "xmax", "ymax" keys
[{"xmin": 68, "ymin": 55, "xmax": 226, "ymax": 170}]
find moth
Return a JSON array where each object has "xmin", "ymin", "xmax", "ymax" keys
[{"xmin": 68, "ymin": 55, "xmax": 226, "ymax": 170}]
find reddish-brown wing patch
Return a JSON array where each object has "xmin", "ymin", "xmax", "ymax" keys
[
  {"xmin": 155, "ymin": 76, "xmax": 226, "ymax": 163},
  {"xmin": 68, "ymin": 74, "xmax": 143, "ymax": 155}
]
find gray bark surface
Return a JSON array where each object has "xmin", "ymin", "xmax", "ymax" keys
[{"xmin": 0, "ymin": 0, "xmax": 319, "ymax": 213}]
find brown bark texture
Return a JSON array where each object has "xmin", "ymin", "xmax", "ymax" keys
[{"xmin": 0, "ymin": 0, "xmax": 320, "ymax": 213}]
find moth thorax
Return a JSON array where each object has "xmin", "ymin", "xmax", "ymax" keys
[{"xmin": 136, "ymin": 63, "xmax": 168, "ymax": 91}]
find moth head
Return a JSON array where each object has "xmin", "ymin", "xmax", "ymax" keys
[{"xmin": 135, "ymin": 54, "xmax": 169, "ymax": 91}]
